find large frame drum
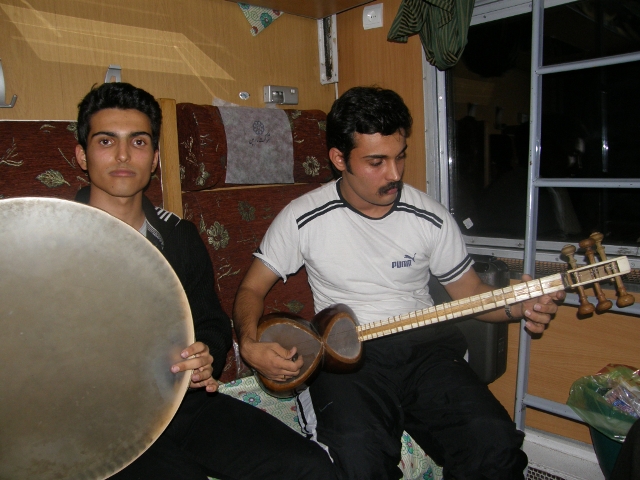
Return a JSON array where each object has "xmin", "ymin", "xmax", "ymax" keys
[{"xmin": 0, "ymin": 198, "xmax": 194, "ymax": 480}]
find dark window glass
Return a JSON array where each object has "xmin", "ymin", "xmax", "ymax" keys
[
  {"xmin": 448, "ymin": 6, "xmax": 640, "ymax": 246},
  {"xmin": 544, "ymin": 0, "xmax": 640, "ymax": 66}
]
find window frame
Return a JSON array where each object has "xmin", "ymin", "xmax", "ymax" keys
[
  {"xmin": 423, "ymin": 0, "xmax": 640, "ymax": 430},
  {"xmin": 424, "ymin": 0, "xmax": 640, "ymax": 270}
]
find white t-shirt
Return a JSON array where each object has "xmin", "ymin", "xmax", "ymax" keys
[{"xmin": 255, "ymin": 179, "xmax": 472, "ymax": 325}]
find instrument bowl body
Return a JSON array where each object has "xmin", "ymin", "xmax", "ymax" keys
[
  {"xmin": 313, "ymin": 304, "xmax": 363, "ymax": 373},
  {"xmin": 0, "ymin": 198, "xmax": 194, "ymax": 480},
  {"xmin": 256, "ymin": 313, "xmax": 324, "ymax": 398}
]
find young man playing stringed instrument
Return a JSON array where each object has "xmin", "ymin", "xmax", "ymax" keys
[
  {"xmin": 74, "ymin": 82, "xmax": 338, "ymax": 480},
  {"xmin": 233, "ymin": 87, "xmax": 566, "ymax": 480}
]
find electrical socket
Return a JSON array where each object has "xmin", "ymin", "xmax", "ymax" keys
[
  {"xmin": 263, "ymin": 85, "xmax": 298, "ymax": 105},
  {"xmin": 363, "ymin": 3, "xmax": 383, "ymax": 30}
]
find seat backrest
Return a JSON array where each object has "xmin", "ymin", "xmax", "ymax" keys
[
  {"xmin": 158, "ymin": 100, "xmax": 332, "ymax": 381},
  {"xmin": 163, "ymin": 101, "xmax": 332, "ymax": 317},
  {"xmin": 0, "ymin": 120, "xmax": 163, "ymax": 205}
]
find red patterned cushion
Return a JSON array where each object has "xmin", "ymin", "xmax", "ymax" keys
[
  {"xmin": 182, "ymin": 184, "xmax": 320, "ymax": 382},
  {"xmin": 182, "ymin": 183, "xmax": 319, "ymax": 318},
  {"xmin": 0, "ymin": 121, "xmax": 163, "ymax": 206},
  {"xmin": 176, "ymin": 104, "xmax": 332, "ymax": 191}
]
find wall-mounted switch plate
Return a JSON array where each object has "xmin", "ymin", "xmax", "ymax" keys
[
  {"xmin": 363, "ymin": 3, "xmax": 383, "ymax": 30},
  {"xmin": 264, "ymin": 85, "xmax": 299, "ymax": 105}
]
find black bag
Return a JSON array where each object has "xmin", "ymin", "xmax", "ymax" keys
[{"xmin": 428, "ymin": 255, "xmax": 509, "ymax": 384}]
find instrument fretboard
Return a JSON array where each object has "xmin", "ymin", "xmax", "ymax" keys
[{"xmin": 356, "ymin": 256, "xmax": 630, "ymax": 342}]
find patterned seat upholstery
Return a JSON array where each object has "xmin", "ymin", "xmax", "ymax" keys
[
  {"xmin": 0, "ymin": 120, "xmax": 163, "ymax": 204},
  {"xmin": 175, "ymin": 103, "xmax": 331, "ymax": 382},
  {"xmin": 176, "ymin": 103, "xmax": 332, "ymax": 191},
  {"xmin": 182, "ymin": 184, "xmax": 319, "ymax": 321}
]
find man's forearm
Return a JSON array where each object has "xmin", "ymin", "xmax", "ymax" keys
[
  {"xmin": 444, "ymin": 268, "xmax": 524, "ymax": 323},
  {"xmin": 232, "ymin": 286, "xmax": 265, "ymax": 345}
]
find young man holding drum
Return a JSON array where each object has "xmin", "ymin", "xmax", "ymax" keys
[{"xmin": 75, "ymin": 82, "xmax": 337, "ymax": 480}]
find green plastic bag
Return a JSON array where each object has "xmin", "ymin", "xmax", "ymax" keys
[{"xmin": 567, "ymin": 364, "xmax": 640, "ymax": 442}]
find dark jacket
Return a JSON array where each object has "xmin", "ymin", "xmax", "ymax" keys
[{"xmin": 75, "ymin": 187, "xmax": 232, "ymax": 378}]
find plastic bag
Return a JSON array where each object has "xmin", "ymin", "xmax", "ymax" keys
[{"xmin": 567, "ymin": 364, "xmax": 640, "ymax": 442}]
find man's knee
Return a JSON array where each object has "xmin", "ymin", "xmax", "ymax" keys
[
  {"xmin": 324, "ymin": 430, "xmax": 402, "ymax": 480},
  {"xmin": 479, "ymin": 420, "xmax": 526, "ymax": 479},
  {"xmin": 278, "ymin": 442, "xmax": 338, "ymax": 480},
  {"xmin": 445, "ymin": 416, "xmax": 527, "ymax": 480}
]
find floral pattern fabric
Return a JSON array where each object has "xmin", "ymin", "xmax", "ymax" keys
[
  {"xmin": 237, "ymin": 3, "xmax": 283, "ymax": 36},
  {"xmin": 0, "ymin": 120, "xmax": 163, "ymax": 205}
]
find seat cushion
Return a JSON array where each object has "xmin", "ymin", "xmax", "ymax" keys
[{"xmin": 182, "ymin": 183, "xmax": 322, "ymax": 382}]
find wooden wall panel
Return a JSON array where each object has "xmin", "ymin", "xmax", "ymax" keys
[
  {"xmin": 0, "ymin": 0, "xmax": 335, "ymax": 120},
  {"xmin": 336, "ymin": 0, "xmax": 427, "ymax": 192},
  {"xmin": 489, "ymin": 289, "xmax": 640, "ymax": 444}
]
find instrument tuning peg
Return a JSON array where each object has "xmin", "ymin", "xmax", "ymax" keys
[
  {"xmin": 579, "ymin": 238, "xmax": 613, "ymax": 313},
  {"xmin": 561, "ymin": 244, "xmax": 595, "ymax": 316},
  {"xmin": 590, "ymin": 232, "xmax": 635, "ymax": 308}
]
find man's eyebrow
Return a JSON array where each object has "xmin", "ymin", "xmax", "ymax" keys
[
  {"xmin": 129, "ymin": 131, "xmax": 152, "ymax": 138},
  {"xmin": 90, "ymin": 131, "xmax": 116, "ymax": 139},
  {"xmin": 365, "ymin": 144, "xmax": 408, "ymax": 159},
  {"xmin": 90, "ymin": 131, "xmax": 152, "ymax": 139}
]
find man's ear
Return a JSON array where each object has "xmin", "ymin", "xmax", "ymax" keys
[
  {"xmin": 75, "ymin": 145, "xmax": 88, "ymax": 171},
  {"xmin": 329, "ymin": 147, "xmax": 347, "ymax": 173},
  {"xmin": 151, "ymin": 149, "xmax": 159, "ymax": 173}
]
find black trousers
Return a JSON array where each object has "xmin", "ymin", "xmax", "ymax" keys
[
  {"xmin": 299, "ymin": 325, "xmax": 527, "ymax": 480},
  {"xmin": 109, "ymin": 390, "xmax": 337, "ymax": 480}
]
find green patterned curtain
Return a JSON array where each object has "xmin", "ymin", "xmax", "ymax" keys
[{"xmin": 388, "ymin": 0, "xmax": 475, "ymax": 71}]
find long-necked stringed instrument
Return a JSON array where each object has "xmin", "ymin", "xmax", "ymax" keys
[{"xmin": 256, "ymin": 254, "xmax": 633, "ymax": 397}]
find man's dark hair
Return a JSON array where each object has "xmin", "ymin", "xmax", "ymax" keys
[
  {"xmin": 326, "ymin": 86, "xmax": 412, "ymax": 163},
  {"xmin": 76, "ymin": 82, "xmax": 162, "ymax": 150}
]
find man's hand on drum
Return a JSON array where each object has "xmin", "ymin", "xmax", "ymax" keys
[
  {"xmin": 171, "ymin": 341, "xmax": 218, "ymax": 393},
  {"xmin": 241, "ymin": 338, "xmax": 303, "ymax": 382}
]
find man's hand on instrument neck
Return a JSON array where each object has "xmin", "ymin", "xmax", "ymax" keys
[
  {"xmin": 240, "ymin": 338, "xmax": 303, "ymax": 381},
  {"xmin": 444, "ymin": 270, "xmax": 565, "ymax": 335},
  {"xmin": 518, "ymin": 274, "xmax": 565, "ymax": 334},
  {"xmin": 171, "ymin": 341, "xmax": 218, "ymax": 393}
]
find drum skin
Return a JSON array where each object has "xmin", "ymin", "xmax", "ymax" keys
[{"xmin": 0, "ymin": 198, "xmax": 194, "ymax": 480}]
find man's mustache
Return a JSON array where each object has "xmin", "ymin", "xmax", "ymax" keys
[{"xmin": 379, "ymin": 181, "xmax": 403, "ymax": 195}]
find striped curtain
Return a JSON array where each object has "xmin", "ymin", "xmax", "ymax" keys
[{"xmin": 387, "ymin": 0, "xmax": 474, "ymax": 70}]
